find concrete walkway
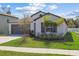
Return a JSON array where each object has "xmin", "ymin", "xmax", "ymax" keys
[
  {"xmin": 0, "ymin": 46, "xmax": 79, "ymax": 56},
  {"xmin": 0, "ymin": 36, "xmax": 21, "ymax": 44}
]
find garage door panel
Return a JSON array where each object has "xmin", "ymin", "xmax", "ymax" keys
[{"xmin": 11, "ymin": 24, "xmax": 22, "ymax": 34}]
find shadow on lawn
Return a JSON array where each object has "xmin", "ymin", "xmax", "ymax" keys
[
  {"xmin": 63, "ymin": 43, "xmax": 73, "ymax": 46},
  {"xmin": 44, "ymin": 40, "xmax": 50, "ymax": 48},
  {"xmin": 33, "ymin": 37, "xmax": 65, "ymax": 48}
]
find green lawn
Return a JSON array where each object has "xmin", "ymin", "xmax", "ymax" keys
[
  {"xmin": 0, "ymin": 32, "xmax": 79, "ymax": 50},
  {"xmin": 0, "ymin": 50, "xmax": 68, "ymax": 56}
]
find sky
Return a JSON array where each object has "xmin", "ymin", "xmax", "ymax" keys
[{"xmin": 0, "ymin": 3, "xmax": 79, "ymax": 18}]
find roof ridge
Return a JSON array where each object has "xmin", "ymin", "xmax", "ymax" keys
[{"xmin": 31, "ymin": 11, "xmax": 46, "ymax": 17}]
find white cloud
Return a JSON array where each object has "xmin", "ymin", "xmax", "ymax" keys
[
  {"xmin": 16, "ymin": 7, "xmax": 26, "ymax": 11},
  {"xmin": 15, "ymin": 3, "xmax": 58, "ymax": 15},
  {"xmin": 67, "ymin": 10, "xmax": 79, "ymax": 16},
  {"xmin": 48, "ymin": 4, "xmax": 58, "ymax": 10},
  {"xmin": 58, "ymin": 10, "xmax": 79, "ymax": 19},
  {"xmin": 0, "ymin": 4, "xmax": 2, "ymax": 8},
  {"xmin": 30, "ymin": 3, "xmax": 46, "ymax": 8},
  {"xmin": 0, "ymin": 5, "xmax": 2, "ymax": 13},
  {"xmin": 15, "ymin": 3, "xmax": 59, "ymax": 18},
  {"xmin": 16, "ymin": 3, "xmax": 46, "ymax": 14},
  {"xmin": 7, "ymin": 5, "xmax": 10, "ymax": 8}
]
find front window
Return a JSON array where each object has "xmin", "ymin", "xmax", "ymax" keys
[
  {"xmin": 46, "ymin": 26, "xmax": 57, "ymax": 32},
  {"xmin": 46, "ymin": 27, "xmax": 52, "ymax": 32}
]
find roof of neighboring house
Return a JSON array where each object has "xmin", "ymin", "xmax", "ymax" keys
[
  {"xmin": 8, "ymin": 20, "xmax": 19, "ymax": 23},
  {"xmin": 0, "ymin": 13, "xmax": 18, "ymax": 19},
  {"xmin": 9, "ymin": 16, "xmax": 32, "ymax": 23}
]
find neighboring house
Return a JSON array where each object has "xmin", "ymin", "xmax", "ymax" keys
[
  {"xmin": 0, "ymin": 14, "xmax": 19, "ymax": 34},
  {"xmin": 30, "ymin": 11, "xmax": 67, "ymax": 36}
]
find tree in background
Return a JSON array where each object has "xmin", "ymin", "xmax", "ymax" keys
[
  {"xmin": 0, "ymin": 5, "xmax": 11, "ymax": 14},
  {"xmin": 66, "ymin": 18, "xmax": 75, "ymax": 28},
  {"xmin": 74, "ymin": 16, "xmax": 79, "ymax": 28}
]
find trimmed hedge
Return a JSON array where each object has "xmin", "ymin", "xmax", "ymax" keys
[{"xmin": 38, "ymin": 34, "xmax": 63, "ymax": 40}]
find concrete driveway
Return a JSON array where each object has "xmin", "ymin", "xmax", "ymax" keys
[{"xmin": 0, "ymin": 36, "xmax": 21, "ymax": 44}]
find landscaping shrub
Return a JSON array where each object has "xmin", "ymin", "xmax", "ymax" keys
[
  {"xmin": 38, "ymin": 34, "xmax": 46, "ymax": 40},
  {"xmin": 64, "ymin": 32, "xmax": 72, "ymax": 42},
  {"xmin": 50, "ymin": 34, "xmax": 62, "ymax": 40},
  {"xmin": 38, "ymin": 34, "xmax": 62, "ymax": 41},
  {"xmin": 63, "ymin": 32, "xmax": 78, "ymax": 42}
]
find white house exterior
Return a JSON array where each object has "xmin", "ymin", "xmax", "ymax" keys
[
  {"xmin": 0, "ymin": 11, "xmax": 67, "ymax": 36},
  {"xmin": 30, "ymin": 11, "xmax": 67, "ymax": 36}
]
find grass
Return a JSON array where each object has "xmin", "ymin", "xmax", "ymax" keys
[
  {"xmin": 64, "ymin": 32, "xmax": 79, "ymax": 42},
  {"xmin": 0, "ymin": 50, "xmax": 68, "ymax": 56},
  {"xmin": 0, "ymin": 32, "xmax": 79, "ymax": 50}
]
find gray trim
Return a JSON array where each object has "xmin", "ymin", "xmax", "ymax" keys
[
  {"xmin": 31, "ymin": 11, "xmax": 67, "ymax": 25},
  {"xmin": 34, "ymin": 23, "xmax": 36, "ymax": 35},
  {"xmin": 33, "ymin": 13, "xmax": 61, "ymax": 21},
  {"xmin": 0, "ymin": 14, "xmax": 18, "ymax": 19},
  {"xmin": 31, "ymin": 11, "xmax": 45, "ymax": 17}
]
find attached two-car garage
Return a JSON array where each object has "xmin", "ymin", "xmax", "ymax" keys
[
  {"xmin": 11, "ymin": 24, "xmax": 22, "ymax": 34},
  {"xmin": 9, "ymin": 23, "xmax": 30, "ymax": 34},
  {"xmin": 9, "ymin": 23, "xmax": 23, "ymax": 34}
]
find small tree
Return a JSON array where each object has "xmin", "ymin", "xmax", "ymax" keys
[
  {"xmin": 42, "ymin": 15, "xmax": 53, "ymax": 27},
  {"xmin": 17, "ymin": 15, "xmax": 32, "ymax": 44},
  {"xmin": 42, "ymin": 15, "xmax": 64, "ymax": 27}
]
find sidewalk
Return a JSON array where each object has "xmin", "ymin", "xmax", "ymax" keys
[{"xmin": 0, "ymin": 46, "xmax": 79, "ymax": 56}]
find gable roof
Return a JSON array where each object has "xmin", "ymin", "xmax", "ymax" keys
[
  {"xmin": 31, "ymin": 11, "xmax": 46, "ymax": 17},
  {"xmin": 31, "ymin": 11, "xmax": 67, "ymax": 25},
  {"xmin": 33, "ymin": 13, "xmax": 62, "ymax": 21}
]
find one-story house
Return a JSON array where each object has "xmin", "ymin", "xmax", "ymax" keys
[
  {"xmin": 30, "ymin": 11, "xmax": 68, "ymax": 36},
  {"xmin": 0, "ymin": 11, "xmax": 68, "ymax": 36}
]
